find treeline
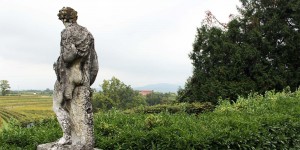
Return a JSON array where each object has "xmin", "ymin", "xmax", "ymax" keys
[
  {"xmin": 9, "ymin": 89, "xmax": 53, "ymax": 96},
  {"xmin": 92, "ymin": 77, "xmax": 176, "ymax": 111},
  {"xmin": 1, "ymin": 80, "xmax": 54, "ymax": 96}
]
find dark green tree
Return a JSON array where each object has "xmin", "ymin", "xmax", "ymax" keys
[
  {"xmin": 145, "ymin": 92, "xmax": 177, "ymax": 106},
  {"xmin": 178, "ymin": 0, "xmax": 300, "ymax": 104},
  {"xmin": 0, "ymin": 80, "xmax": 10, "ymax": 96},
  {"xmin": 92, "ymin": 77, "xmax": 146, "ymax": 111}
]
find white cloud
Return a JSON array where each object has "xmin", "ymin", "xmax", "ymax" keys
[
  {"xmin": 0, "ymin": 0, "xmax": 240, "ymax": 90},
  {"xmin": 0, "ymin": 57, "xmax": 55, "ymax": 90}
]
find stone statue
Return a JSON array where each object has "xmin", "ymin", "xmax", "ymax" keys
[{"xmin": 37, "ymin": 7, "xmax": 99, "ymax": 150}]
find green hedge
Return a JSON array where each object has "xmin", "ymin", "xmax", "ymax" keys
[
  {"xmin": 1, "ymin": 89, "xmax": 300, "ymax": 149},
  {"xmin": 125, "ymin": 102, "xmax": 215, "ymax": 114},
  {"xmin": 0, "ymin": 118, "xmax": 61, "ymax": 150}
]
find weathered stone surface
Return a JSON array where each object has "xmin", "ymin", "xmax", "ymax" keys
[
  {"xmin": 67, "ymin": 86, "xmax": 94, "ymax": 147},
  {"xmin": 37, "ymin": 142, "xmax": 101, "ymax": 150},
  {"xmin": 37, "ymin": 7, "xmax": 99, "ymax": 150}
]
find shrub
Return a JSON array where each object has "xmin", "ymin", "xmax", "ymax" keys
[
  {"xmin": 0, "ymin": 117, "xmax": 61, "ymax": 150},
  {"xmin": 1, "ymin": 89, "xmax": 300, "ymax": 149},
  {"xmin": 128, "ymin": 102, "xmax": 214, "ymax": 114}
]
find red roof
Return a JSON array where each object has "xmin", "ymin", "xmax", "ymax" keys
[{"xmin": 139, "ymin": 90, "xmax": 153, "ymax": 96}]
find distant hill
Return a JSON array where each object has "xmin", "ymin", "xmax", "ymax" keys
[{"xmin": 134, "ymin": 83, "xmax": 181, "ymax": 93}]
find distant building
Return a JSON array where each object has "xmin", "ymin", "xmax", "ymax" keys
[{"xmin": 139, "ymin": 90, "xmax": 153, "ymax": 96}]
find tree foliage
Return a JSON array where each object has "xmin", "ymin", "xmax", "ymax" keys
[
  {"xmin": 92, "ymin": 77, "xmax": 146, "ymax": 111},
  {"xmin": 145, "ymin": 92, "xmax": 176, "ymax": 106},
  {"xmin": 178, "ymin": 0, "xmax": 300, "ymax": 104},
  {"xmin": 0, "ymin": 80, "xmax": 10, "ymax": 96}
]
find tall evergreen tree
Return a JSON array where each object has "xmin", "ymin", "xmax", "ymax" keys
[{"xmin": 178, "ymin": 0, "xmax": 300, "ymax": 104}]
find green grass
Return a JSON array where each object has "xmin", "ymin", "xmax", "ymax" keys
[
  {"xmin": 0, "ymin": 89, "xmax": 300, "ymax": 149},
  {"xmin": 0, "ymin": 95, "xmax": 53, "ymax": 129}
]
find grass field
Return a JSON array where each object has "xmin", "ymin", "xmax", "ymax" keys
[{"xmin": 0, "ymin": 95, "xmax": 53, "ymax": 129}]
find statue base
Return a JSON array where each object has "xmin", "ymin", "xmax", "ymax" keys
[
  {"xmin": 37, "ymin": 142, "xmax": 101, "ymax": 150},
  {"xmin": 38, "ymin": 86, "xmax": 96, "ymax": 150}
]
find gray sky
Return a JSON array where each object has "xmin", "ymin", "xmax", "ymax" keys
[{"xmin": 0, "ymin": 0, "xmax": 240, "ymax": 90}]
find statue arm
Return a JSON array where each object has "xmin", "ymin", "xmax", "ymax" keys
[
  {"xmin": 61, "ymin": 29, "xmax": 90, "ymax": 63},
  {"xmin": 62, "ymin": 39, "xmax": 78, "ymax": 63}
]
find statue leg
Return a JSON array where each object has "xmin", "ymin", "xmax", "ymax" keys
[
  {"xmin": 64, "ymin": 79, "xmax": 75, "ymax": 100},
  {"xmin": 53, "ymin": 81, "xmax": 72, "ymax": 145},
  {"xmin": 64, "ymin": 67, "xmax": 80, "ymax": 100}
]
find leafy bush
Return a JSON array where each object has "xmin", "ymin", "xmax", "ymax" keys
[
  {"xmin": 0, "ymin": 117, "xmax": 61, "ymax": 150},
  {"xmin": 145, "ymin": 92, "xmax": 177, "ymax": 106},
  {"xmin": 144, "ymin": 114, "xmax": 163, "ymax": 130},
  {"xmin": 94, "ymin": 89, "xmax": 300, "ymax": 149},
  {"xmin": 1, "ymin": 89, "xmax": 300, "ymax": 149},
  {"xmin": 126, "ymin": 102, "xmax": 214, "ymax": 114}
]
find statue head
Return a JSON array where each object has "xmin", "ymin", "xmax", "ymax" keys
[{"xmin": 58, "ymin": 7, "xmax": 78, "ymax": 23}]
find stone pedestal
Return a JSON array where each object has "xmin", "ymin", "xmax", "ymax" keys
[
  {"xmin": 37, "ymin": 142, "xmax": 101, "ymax": 150},
  {"xmin": 67, "ymin": 86, "xmax": 94, "ymax": 148},
  {"xmin": 37, "ymin": 86, "xmax": 96, "ymax": 150}
]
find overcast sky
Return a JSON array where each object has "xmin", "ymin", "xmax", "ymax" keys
[{"xmin": 0, "ymin": 0, "xmax": 240, "ymax": 90}]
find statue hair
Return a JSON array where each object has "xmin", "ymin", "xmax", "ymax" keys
[{"xmin": 58, "ymin": 7, "xmax": 78, "ymax": 23}]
